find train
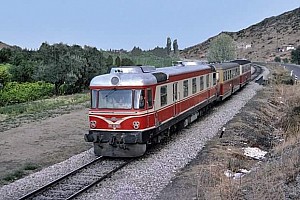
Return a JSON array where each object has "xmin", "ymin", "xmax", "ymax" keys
[{"xmin": 84, "ymin": 59, "xmax": 252, "ymax": 157}]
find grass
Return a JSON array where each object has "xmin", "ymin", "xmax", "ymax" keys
[
  {"xmin": 2, "ymin": 162, "xmax": 40, "ymax": 182},
  {"xmin": 0, "ymin": 92, "xmax": 90, "ymax": 132},
  {"xmin": 0, "ymin": 92, "xmax": 89, "ymax": 117}
]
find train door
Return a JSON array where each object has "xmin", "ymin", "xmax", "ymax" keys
[
  {"xmin": 206, "ymin": 74, "xmax": 210, "ymax": 99},
  {"xmin": 173, "ymin": 82, "xmax": 179, "ymax": 116},
  {"xmin": 146, "ymin": 88, "xmax": 153, "ymax": 127}
]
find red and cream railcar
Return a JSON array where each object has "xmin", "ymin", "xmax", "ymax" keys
[
  {"xmin": 231, "ymin": 59, "xmax": 252, "ymax": 88},
  {"xmin": 213, "ymin": 62, "xmax": 240, "ymax": 100},
  {"xmin": 84, "ymin": 63, "xmax": 218, "ymax": 157}
]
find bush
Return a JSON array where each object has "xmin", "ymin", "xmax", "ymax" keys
[
  {"xmin": 0, "ymin": 81, "xmax": 54, "ymax": 106},
  {"xmin": 274, "ymin": 57, "xmax": 281, "ymax": 62},
  {"xmin": 0, "ymin": 64, "xmax": 12, "ymax": 85}
]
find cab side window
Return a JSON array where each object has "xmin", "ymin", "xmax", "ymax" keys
[{"xmin": 147, "ymin": 88, "xmax": 153, "ymax": 108}]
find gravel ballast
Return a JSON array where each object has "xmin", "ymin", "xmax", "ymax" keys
[{"xmin": 0, "ymin": 78, "xmax": 265, "ymax": 200}]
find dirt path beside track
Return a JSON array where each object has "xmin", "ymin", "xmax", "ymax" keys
[{"xmin": 0, "ymin": 109, "xmax": 92, "ymax": 185}]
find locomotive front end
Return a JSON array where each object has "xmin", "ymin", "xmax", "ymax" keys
[{"xmin": 84, "ymin": 66, "xmax": 157, "ymax": 157}]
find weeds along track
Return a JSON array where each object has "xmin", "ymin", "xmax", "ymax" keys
[{"xmin": 18, "ymin": 156, "xmax": 134, "ymax": 200}]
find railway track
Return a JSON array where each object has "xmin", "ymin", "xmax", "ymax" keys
[
  {"xmin": 251, "ymin": 64, "xmax": 263, "ymax": 82},
  {"xmin": 18, "ymin": 156, "xmax": 133, "ymax": 200}
]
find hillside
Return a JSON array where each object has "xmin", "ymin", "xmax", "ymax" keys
[
  {"xmin": 0, "ymin": 41, "xmax": 11, "ymax": 50},
  {"xmin": 181, "ymin": 7, "xmax": 300, "ymax": 62}
]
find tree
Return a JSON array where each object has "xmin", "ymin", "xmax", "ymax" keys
[
  {"xmin": 291, "ymin": 46, "xmax": 300, "ymax": 64},
  {"xmin": 35, "ymin": 43, "xmax": 76, "ymax": 94},
  {"xmin": 207, "ymin": 33, "xmax": 235, "ymax": 63},
  {"xmin": 274, "ymin": 57, "xmax": 281, "ymax": 62},
  {"xmin": 131, "ymin": 46, "xmax": 142, "ymax": 56},
  {"xmin": 121, "ymin": 58, "xmax": 135, "ymax": 66},
  {"xmin": 166, "ymin": 37, "xmax": 172, "ymax": 55},
  {"xmin": 150, "ymin": 46, "xmax": 167, "ymax": 57},
  {"xmin": 106, "ymin": 55, "xmax": 114, "ymax": 67},
  {"xmin": 173, "ymin": 39, "xmax": 179, "ymax": 56},
  {"xmin": 9, "ymin": 61, "xmax": 37, "ymax": 82},
  {"xmin": 115, "ymin": 56, "xmax": 121, "ymax": 66},
  {"xmin": 0, "ymin": 64, "xmax": 11, "ymax": 87},
  {"xmin": 0, "ymin": 48, "xmax": 12, "ymax": 63}
]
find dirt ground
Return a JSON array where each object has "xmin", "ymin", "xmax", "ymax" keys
[
  {"xmin": 0, "ymin": 108, "xmax": 92, "ymax": 186},
  {"xmin": 157, "ymin": 83, "xmax": 300, "ymax": 199}
]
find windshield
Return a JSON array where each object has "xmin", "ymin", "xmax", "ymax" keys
[{"xmin": 98, "ymin": 89, "xmax": 132, "ymax": 109}]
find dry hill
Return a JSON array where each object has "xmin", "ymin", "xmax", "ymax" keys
[
  {"xmin": 181, "ymin": 7, "xmax": 300, "ymax": 62},
  {"xmin": 0, "ymin": 41, "xmax": 11, "ymax": 50}
]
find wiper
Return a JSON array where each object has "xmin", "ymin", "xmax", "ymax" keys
[{"xmin": 105, "ymin": 88, "xmax": 117, "ymax": 98}]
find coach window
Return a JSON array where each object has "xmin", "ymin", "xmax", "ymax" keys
[
  {"xmin": 192, "ymin": 78, "xmax": 197, "ymax": 94},
  {"xmin": 183, "ymin": 80, "xmax": 188, "ymax": 97},
  {"xmin": 91, "ymin": 90, "xmax": 98, "ymax": 108},
  {"xmin": 160, "ymin": 86, "xmax": 167, "ymax": 106},
  {"xmin": 147, "ymin": 88, "xmax": 153, "ymax": 108},
  {"xmin": 134, "ymin": 90, "xmax": 145, "ymax": 109},
  {"xmin": 173, "ymin": 83, "xmax": 178, "ymax": 101},
  {"xmin": 206, "ymin": 75, "xmax": 209, "ymax": 88},
  {"xmin": 223, "ymin": 71, "xmax": 226, "ymax": 81},
  {"xmin": 213, "ymin": 73, "xmax": 217, "ymax": 85},
  {"xmin": 200, "ymin": 76, "xmax": 204, "ymax": 91}
]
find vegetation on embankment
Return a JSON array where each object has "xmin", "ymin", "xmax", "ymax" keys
[
  {"xmin": 196, "ymin": 64, "xmax": 300, "ymax": 199},
  {"xmin": 0, "ymin": 92, "xmax": 89, "ymax": 132}
]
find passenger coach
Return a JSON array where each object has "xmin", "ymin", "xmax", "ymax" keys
[
  {"xmin": 231, "ymin": 59, "xmax": 252, "ymax": 88},
  {"xmin": 213, "ymin": 62, "xmax": 240, "ymax": 100}
]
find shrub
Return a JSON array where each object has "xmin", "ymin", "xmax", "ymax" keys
[
  {"xmin": 0, "ymin": 81, "xmax": 54, "ymax": 106},
  {"xmin": 0, "ymin": 64, "xmax": 12, "ymax": 85},
  {"xmin": 274, "ymin": 57, "xmax": 281, "ymax": 62}
]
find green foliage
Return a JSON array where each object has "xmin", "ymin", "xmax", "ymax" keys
[
  {"xmin": 115, "ymin": 56, "xmax": 121, "ymax": 66},
  {"xmin": 35, "ymin": 43, "xmax": 107, "ymax": 95},
  {"xmin": 131, "ymin": 46, "xmax": 143, "ymax": 56},
  {"xmin": 3, "ymin": 169, "xmax": 25, "ymax": 181},
  {"xmin": 2, "ymin": 162, "xmax": 39, "ymax": 183},
  {"xmin": 0, "ymin": 92, "xmax": 88, "ymax": 117},
  {"xmin": 121, "ymin": 58, "xmax": 135, "ymax": 66},
  {"xmin": 283, "ymin": 58, "xmax": 289, "ymax": 63},
  {"xmin": 173, "ymin": 39, "xmax": 179, "ymax": 56},
  {"xmin": 0, "ymin": 64, "xmax": 12, "ymax": 85},
  {"xmin": 166, "ymin": 37, "xmax": 172, "ymax": 55},
  {"xmin": 149, "ymin": 46, "xmax": 167, "ymax": 57},
  {"xmin": 274, "ymin": 56, "xmax": 281, "ymax": 62},
  {"xmin": 106, "ymin": 55, "xmax": 114, "ymax": 67},
  {"xmin": 0, "ymin": 48, "xmax": 12, "ymax": 63},
  {"xmin": 291, "ymin": 46, "xmax": 300, "ymax": 64},
  {"xmin": 9, "ymin": 61, "xmax": 37, "ymax": 82},
  {"xmin": 207, "ymin": 33, "xmax": 236, "ymax": 63},
  {"xmin": 23, "ymin": 162, "xmax": 39, "ymax": 170},
  {"xmin": 0, "ymin": 81, "xmax": 54, "ymax": 106}
]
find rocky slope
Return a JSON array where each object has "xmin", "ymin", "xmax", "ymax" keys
[
  {"xmin": 181, "ymin": 7, "xmax": 300, "ymax": 62},
  {"xmin": 0, "ymin": 41, "xmax": 11, "ymax": 50}
]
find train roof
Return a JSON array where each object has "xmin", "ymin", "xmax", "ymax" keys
[
  {"xmin": 90, "ymin": 64, "xmax": 213, "ymax": 87},
  {"xmin": 212, "ymin": 62, "xmax": 239, "ymax": 70},
  {"xmin": 230, "ymin": 59, "xmax": 251, "ymax": 65}
]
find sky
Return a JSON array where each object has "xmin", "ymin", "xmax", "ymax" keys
[{"xmin": 1, "ymin": 0, "xmax": 299, "ymax": 51}]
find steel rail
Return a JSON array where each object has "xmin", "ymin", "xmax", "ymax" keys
[
  {"xmin": 66, "ymin": 159, "xmax": 134, "ymax": 200},
  {"xmin": 18, "ymin": 156, "xmax": 105, "ymax": 200}
]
